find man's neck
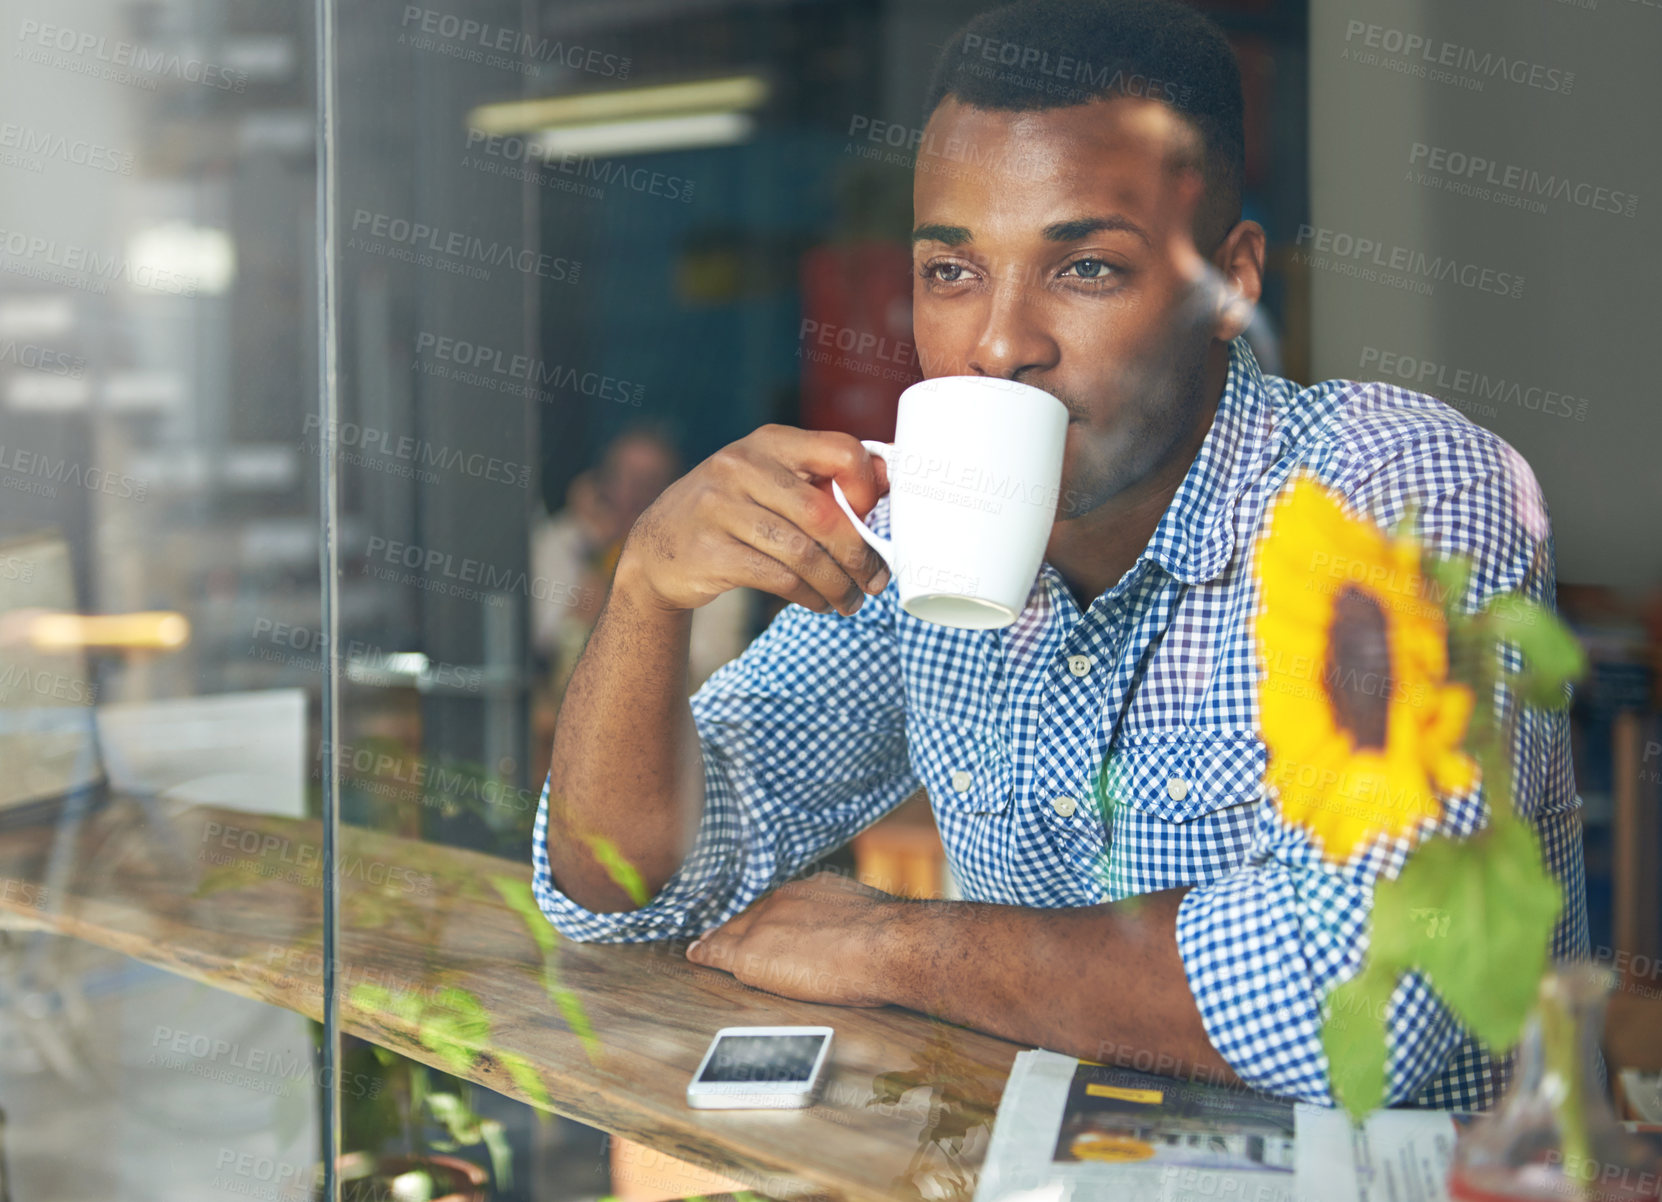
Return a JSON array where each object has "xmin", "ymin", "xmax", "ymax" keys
[{"xmin": 1046, "ymin": 345, "xmax": 1231, "ymax": 609}]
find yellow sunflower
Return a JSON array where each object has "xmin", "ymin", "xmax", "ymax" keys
[{"xmin": 1253, "ymin": 475, "xmax": 1478, "ymax": 864}]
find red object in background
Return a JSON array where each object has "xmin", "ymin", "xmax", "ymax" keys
[{"xmin": 798, "ymin": 241, "xmax": 921, "ymax": 443}]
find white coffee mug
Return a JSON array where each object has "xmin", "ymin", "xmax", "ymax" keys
[{"xmin": 831, "ymin": 375, "xmax": 1069, "ymax": 629}]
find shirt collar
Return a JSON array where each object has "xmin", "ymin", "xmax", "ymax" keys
[
  {"xmin": 1034, "ymin": 338, "xmax": 1273, "ymax": 612},
  {"xmin": 1140, "ymin": 337, "xmax": 1274, "ymax": 587}
]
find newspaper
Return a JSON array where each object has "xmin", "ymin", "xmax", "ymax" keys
[{"xmin": 973, "ymin": 1050, "xmax": 1460, "ymax": 1202}]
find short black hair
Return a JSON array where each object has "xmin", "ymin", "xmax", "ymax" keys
[{"xmin": 923, "ymin": 0, "xmax": 1244, "ymax": 246}]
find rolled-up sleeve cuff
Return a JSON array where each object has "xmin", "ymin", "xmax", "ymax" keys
[
  {"xmin": 530, "ymin": 769, "xmax": 739, "ymax": 944},
  {"xmin": 1176, "ymin": 872, "xmax": 1332, "ymax": 1104}
]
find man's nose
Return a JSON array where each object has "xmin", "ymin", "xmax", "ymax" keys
[{"xmin": 966, "ymin": 273, "xmax": 1059, "ymax": 380}]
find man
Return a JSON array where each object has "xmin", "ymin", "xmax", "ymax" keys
[{"xmin": 532, "ymin": 0, "xmax": 1585, "ymax": 1109}]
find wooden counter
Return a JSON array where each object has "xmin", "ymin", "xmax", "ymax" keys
[{"xmin": 0, "ymin": 796, "xmax": 1022, "ymax": 1201}]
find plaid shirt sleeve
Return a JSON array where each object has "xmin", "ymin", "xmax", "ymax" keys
[
  {"xmin": 1174, "ymin": 423, "xmax": 1585, "ymax": 1106},
  {"xmin": 532, "ymin": 543, "xmax": 923, "ymax": 943}
]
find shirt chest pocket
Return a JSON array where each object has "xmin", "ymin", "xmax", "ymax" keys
[
  {"xmin": 906, "ymin": 713, "xmax": 1013, "ymax": 817},
  {"xmin": 1100, "ymin": 731, "xmax": 1266, "ymax": 823}
]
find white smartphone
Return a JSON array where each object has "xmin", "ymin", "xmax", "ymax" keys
[{"xmin": 685, "ymin": 1025, "xmax": 835, "ymax": 1109}]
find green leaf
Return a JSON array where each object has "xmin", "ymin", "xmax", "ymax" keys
[
  {"xmin": 551, "ymin": 983, "xmax": 600, "ymax": 1063},
  {"xmin": 578, "ymin": 833, "xmax": 651, "ymax": 908},
  {"xmin": 348, "ymin": 983, "xmax": 423, "ymax": 1025},
  {"xmin": 417, "ymin": 1032, "xmax": 476, "ymax": 1076},
  {"xmin": 433, "ymin": 987, "xmax": 489, "ymax": 1022},
  {"xmin": 424, "ymin": 1091, "xmax": 481, "ymax": 1146},
  {"xmin": 502, "ymin": 1050, "xmax": 552, "ymax": 1110},
  {"xmin": 1372, "ymin": 821, "xmax": 1562, "ymax": 1050},
  {"xmin": 491, "ymin": 874, "xmax": 557, "ymax": 954},
  {"xmin": 1483, "ymin": 595, "xmax": 1586, "ymax": 706},
  {"xmin": 1424, "ymin": 553, "xmax": 1471, "ymax": 617},
  {"xmin": 480, "ymin": 1117, "xmax": 514, "ymax": 1191},
  {"xmin": 1322, "ymin": 962, "xmax": 1394, "ymax": 1122}
]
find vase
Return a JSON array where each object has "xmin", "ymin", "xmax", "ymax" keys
[{"xmin": 1448, "ymin": 964, "xmax": 1662, "ymax": 1201}]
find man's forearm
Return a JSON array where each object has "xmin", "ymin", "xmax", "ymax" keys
[
  {"xmin": 545, "ymin": 557, "xmax": 703, "ymax": 912},
  {"xmin": 878, "ymin": 888, "xmax": 1239, "ymax": 1083}
]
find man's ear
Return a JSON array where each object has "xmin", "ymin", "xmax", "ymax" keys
[{"xmin": 1211, "ymin": 220, "xmax": 1267, "ymax": 343}]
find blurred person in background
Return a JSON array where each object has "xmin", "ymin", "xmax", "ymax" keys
[{"xmin": 531, "ymin": 426, "xmax": 752, "ymax": 702}]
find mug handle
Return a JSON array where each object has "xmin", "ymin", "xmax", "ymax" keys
[{"xmin": 829, "ymin": 440, "xmax": 897, "ymax": 575}]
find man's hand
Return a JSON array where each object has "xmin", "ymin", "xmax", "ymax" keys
[
  {"xmin": 617, "ymin": 425, "xmax": 891, "ymax": 618},
  {"xmin": 685, "ymin": 873, "xmax": 903, "ymax": 1007}
]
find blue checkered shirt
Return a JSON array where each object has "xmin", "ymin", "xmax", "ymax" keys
[{"xmin": 532, "ymin": 339, "xmax": 1587, "ymax": 1111}]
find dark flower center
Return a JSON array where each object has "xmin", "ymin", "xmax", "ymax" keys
[{"xmin": 1325, "ymin": 586, "xmax": 1391, "ymax": 750}]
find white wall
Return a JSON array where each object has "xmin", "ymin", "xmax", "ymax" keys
[{"xmin": 1310, "ymin": 0, "xmax": 1662, "ymax": 588}]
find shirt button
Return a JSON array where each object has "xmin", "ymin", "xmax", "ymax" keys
[
  {"xmin": 950, "ymin": 770, "xmax": 973, "ymax": 794},
  {"xmin": 1051, "ymin": 795, "xmax": 1078, "ymax": 818},
  {"xmin": 1166, "ymin": 778, "xmax": 1191, "ymax": 802},
  {"xmin": 1066, "ymin": 655, "xmax": 1094, "ymax": 677}
]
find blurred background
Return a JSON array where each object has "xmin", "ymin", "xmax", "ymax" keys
[{"xmin": 0, "ymin": 0, "xmax": 1657, "ymax": 1198}]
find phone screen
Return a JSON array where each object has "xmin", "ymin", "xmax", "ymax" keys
[{"xmin": 696, "ymin": 1034, "xmax": 826, "ymax": 1084}]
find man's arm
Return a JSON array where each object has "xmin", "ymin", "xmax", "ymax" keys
[
  {"xmin": 542, "ymin": 425, "xmax": 890, "ymax": 914},
  {"xmin": 543, "ymin": 569, "xmax": 697, "ymax": 911},
  {"xmin": 687, "ymin": 875, "xmax": 1238, "ymax": 1083}
]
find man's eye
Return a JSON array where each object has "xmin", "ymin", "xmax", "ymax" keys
[
  {"xmin": 1064, "ymin": 258, "xmax": 1114, "ymax": 280},
  {"xmin": 920, "ymin": 262, "xmax": 968, "ymax": 283}
]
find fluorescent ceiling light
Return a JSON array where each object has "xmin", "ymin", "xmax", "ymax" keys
[
  {"xmin": 468, "ymin": 74, "xmax": 767, "ymax": 135},
  {"xmin": 126, "ymin": 222, "xmax": 236, "ymax": 296},
  {"xmin": 25, "ymin": 611, "xmax": 191, "ymax": 651},
  {"xmin": 533, "ymin": 111, "xmax": 754, "ymax": 157},
  {"xmin": 7, "ymin": 374, "xmax": 92, "ymax": 412},
  {"xmin": 0, "ymin": 295, "xmax": 74, "ymax": 338}
]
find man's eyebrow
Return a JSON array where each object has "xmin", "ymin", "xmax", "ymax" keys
[
  {"xmin": 911, "ymin": 216, "xmax": 1152, "ymax": 247},
  {"xmin": 911, "ymin": 223, "xmax": 972, "ymax": 246},
  {"xmin": 1042, "ymin": 215, "xmax": 1151, "ymax": 246}
]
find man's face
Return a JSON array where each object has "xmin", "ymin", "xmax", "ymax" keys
[
  {"xmin": 603, "ymin": 438, "xmax": 678, "ymax": 524},
  {"xmin": 911, "ymin": 95, "xmax": 1223, "ymax": 520}
]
